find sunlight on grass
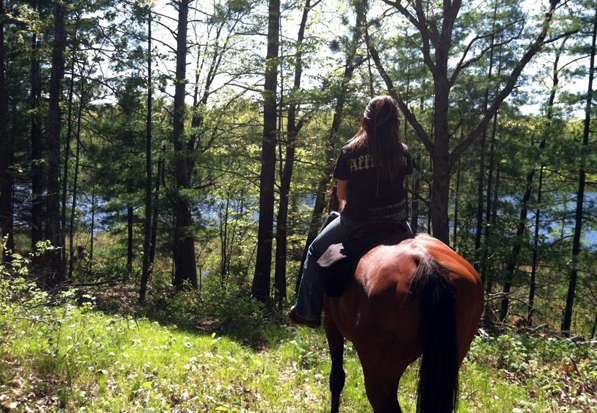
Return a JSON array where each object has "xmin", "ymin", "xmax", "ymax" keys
[{"xmin": 1, "ymin": 305, "xmax": 595, "ymax": 412}]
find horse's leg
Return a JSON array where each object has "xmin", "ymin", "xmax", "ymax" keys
[
  {"xmin": 361, "ymin": 362, "xmax": 403, "ymax": 413},
  {"xmin": 325, "ymin": 315, "xmax": 345, "ymax": 413}
]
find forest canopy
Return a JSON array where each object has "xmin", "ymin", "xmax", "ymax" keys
[{"xmin": 0, "ymin": 0, "xmax": 596, "ymax": 337}]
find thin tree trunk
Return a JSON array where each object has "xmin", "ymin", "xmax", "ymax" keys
[
  {"xmin": 149, "ymin": 148, "xmax": 164, "ymax": 267},
  {"xmin": 89, "ymin": 188, "xmax": 95, "ymax": 272},
  {"xmin": 475, "ymin": 5, "xmax": 497, "ymax": 273},
  {"xmin": 30, "ymin": 7, "xmax": 44, "ymax": 249},
  {"xmin": 481, "ymin": 66, "xmax": 501, "ymax": 284},
  {"xmin": 484, "ymin": 160, "xmax": 501, "ymax": 300},
  {"xmin": 172, "ymin": 0, "xmax": 197, "ymax": 290},
  {"xmin": 562, "ymin": 8, "xmax": 596, "ymax": 335},
  {"xmin": 61, "ymin": 17, "xmax": 80, "ymax": 263},
  {"xmin": 126, "ymin": 130, "xmax": 134, "ymax": 277},
  {"xmin": 220, "ymin": 197, "xmax": 230, "ymax": 282},
  {"xmin": 528, "ymin": 165, "xmax": 543, "ymax": 323},
  {"xmin": 45, "ymin": 1, "xmax": 67, "ymax": 285},
  {"xmin": 140, "ymin": 8, "xmax": 153, "ymax": 303},
  {"xmin": 427, "ymin": 155, "xmax": 432, "ymax": 234},
  {"xmin": 68, "ymin": 97, "xmax": 84, "ymax": 279},
  {"xmin": 274, "ymin": 0, "xmax": 313, "ymax": 304},
  {"xmin": 0, "ymin": 0, "xmax": 13, "ymax": 260},
  {"xmin": 252, "ymin": 0, "xmax": 281, "ymax": 301},
  {"xmin": 410, "ymin": 156, "xmax": 421, "ymax": 234},
  {"xmin": 453, "ymin": 162, "xmax": 461, "ymax": 249}
]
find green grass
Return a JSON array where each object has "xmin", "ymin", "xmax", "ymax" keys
[{"xmin": 1, "ymin": 299, "xmax": 595, "ymax": 412}]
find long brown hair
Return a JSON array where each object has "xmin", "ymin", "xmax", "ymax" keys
[{"xmin": 348, "ymin": 96, "xmax": 405, "ymax": 181}]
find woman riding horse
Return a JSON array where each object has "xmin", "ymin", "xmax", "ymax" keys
[
  {"xmin": 290, "ymin": 95, "xmax": 414, "ymax": 327},
  {"xmin": 289, "ymin": 96, "xmax": 484, "ymax": 413}
]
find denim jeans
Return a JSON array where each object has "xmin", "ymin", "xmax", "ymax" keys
[{"xmin": 294, "ymin": 214, "xmax": 357, "ymax": 323}]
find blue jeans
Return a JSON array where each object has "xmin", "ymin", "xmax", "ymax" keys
[{"xmin": 295, "ymin": 214, "xmax": 357, "ymax": 323}]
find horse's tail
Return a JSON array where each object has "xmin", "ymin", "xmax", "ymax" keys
[{"xmin": 410, "ymin": 256, "xmax": 459, "ymax": 413}]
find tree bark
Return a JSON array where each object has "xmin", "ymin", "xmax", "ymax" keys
[
  {"xmin": 61, "ymin": 17, "xmax": 80, "ymax": 263},
  {"xmin": 30, "ymin": 4, "xmax": 44, "ymax": 249},
  {"xmin": 140, "ymin": 8, "xmax": 153, "ymax": 303},
  {"xmin": 252, "ymin": 0, "xmax": 281, "ymax": 301},
  {"xmin": 126, "ymin": 130, "xmax": 134, "ymax": 277},
  {"xmin": 452, "ymin": 161, "xmax": 461, "ymax": 249},
  {"xmin": 0, "ymin": 0, "xmax": 13, "ymax": 260},
  {"xmin": 172, "ymin": 0, "xmax": 197, "ymax": 290},
  {"xmin": 68, "ymin": 96, "xmax": 83, "ymax": 279},
  {"xmin": 562, "ymin": 8, "xmax": 596, "ymax": 334},
  {"xmin": 89, "ymin": 188, "xmax": 95, "ymax": 273},
  {"xmin": 149, "ymin": 151, "xmax": 164, "ymax": 268},
  {"xmin": 45, "ymin": 1, "xmax": 67, "ymax": 285}
]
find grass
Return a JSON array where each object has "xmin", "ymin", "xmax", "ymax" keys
[{"xmin": 0, "ymin": 289, "xmax": 596, "ymax": 412}]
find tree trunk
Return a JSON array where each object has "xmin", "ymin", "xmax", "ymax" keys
[
  {"xmin": 149, "ymin": 151, "xmax": 164, "ymax": 268},
  {"xmin": 68, "ymin": 97, "xmax": 83, "ymax": 279},
  {"xmin": 475, "ymin": 8, "xmax": 497, "ymax": 272},
  {"xmin": 45, "ymin": 1, "xmax": 67, "ymax": 285},
  {"xmin": 140, "ymin": 8, "xmax": 153, "ymax": 303},
  {"xmin": 528, "ymin": 165, "xmax": 543, "ymax": 324},
  {"xmin": 274, "ymin": 0, "xmax": 312, "ymax": 304},
  {"xmin": 0, "ymin": 0, "xmax": 13, "ymax": 260},
  {"xmin": 452, "ymin": 161, "xmax": 461, "ymax": 249},
  {"xmin": 172, "ymin": 0, "xmax": 197, "ymax": 290},
  {"xmin": 371, "ymin": 0, "xmax": 561, "ymax": 245},
  {"xmin": 562, "ymin": 8, "xmax": 596, "ymax": 335},
  {"xmin": 252, "ymin": 0, "xmax": 281, "ymax": 301},
  {"xmin": 220, "ymin": 196, "xmax": 230, "ymax": 282},
  {"xmin": 61, "ymin": 18, "xmax": 80, "ymax": 263},
  {"xmin": 89, "ymin": 188, "xmax": 95, "ymax": 273},
  {"xmin": 30, "ymin": 7, "xmax": 44, "ymax": 249},
  {"xmin": 411, "ymin": 155, "xmax": 421, "ymax": 234}
]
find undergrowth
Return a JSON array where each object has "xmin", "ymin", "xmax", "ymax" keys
[{"xmin": 0, "ymin": 267, "xmax": 595, "ymax": 411}]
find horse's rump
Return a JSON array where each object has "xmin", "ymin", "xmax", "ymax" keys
[{"xmin": 323, "ymin": 233, "xmax": 483, "ymax": 413}]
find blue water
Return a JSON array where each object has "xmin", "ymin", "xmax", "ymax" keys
[{"xmin": 75, "ymin": 191, "xmax": 596, "ymax": 250}]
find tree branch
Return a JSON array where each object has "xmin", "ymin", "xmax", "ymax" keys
[
  {"xmin": 366, "ymin": 26, "xmax": 434, "ymax": 153},
  {"xmin": 450, "ymin": 0, "xmax": 561, "ymax": 167}
]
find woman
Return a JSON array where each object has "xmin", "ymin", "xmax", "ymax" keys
[{"xmin": 290, "ymin": 95, "xmax": 414, "ymax": 327}]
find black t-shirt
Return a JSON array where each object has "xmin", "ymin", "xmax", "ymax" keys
[{"xmin": 333, "ymin": 143, "xmax": 414, "ymax": 221}]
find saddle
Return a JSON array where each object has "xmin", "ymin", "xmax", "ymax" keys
[{"xmin": 316, "ymin": 214, "xmax": 414, "ymax": 297}]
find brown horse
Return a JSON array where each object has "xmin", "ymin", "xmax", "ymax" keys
[{"xmin": 323, "ymin": 232, "xmax": 484, "ymax": 413}]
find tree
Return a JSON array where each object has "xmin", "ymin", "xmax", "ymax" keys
[
  {"xmin": 140, "ymin": 3, "xmax": 153, "ymax": 303},
  {"xmin": 171, "ymin": 0, "xmax": 197, "ymax": 290},
  {"xmin": 45, "ymin": 0, "xmax": 67, "ymax": 286},
  {"xmin": 273, "ymin": 0, "xmax": 320, "ymax": 304},
  {"xmin": 370, "ymin": 0, "xmax": 563, "ymax": 243},
  {"xmin": 562, "ymin": 6, "xmax": 596, "ymax": 334},
  {"xmin": 0, "ymin": 0, "xmax": 13, "ymax": 261},
  {"xmin": 252, "ymin": 0, "xmax": 281, "ymax": 301}
]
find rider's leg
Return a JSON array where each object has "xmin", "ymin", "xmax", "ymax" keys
[{"xmin": 294, "ymin": 215, "xmax": 356, "ymax": 324}]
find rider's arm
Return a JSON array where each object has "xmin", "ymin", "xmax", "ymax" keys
[{"xmin": 336, "ymin": 179, "xmax": 347, "ymax": 213}]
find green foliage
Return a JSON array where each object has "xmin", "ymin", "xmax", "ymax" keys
[{"xmin": 1, "ymin": 289, "xmax": 596, "ymax": 412}]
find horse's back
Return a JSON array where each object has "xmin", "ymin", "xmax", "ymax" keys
[{"xmin": 325, "ymin": 233, "xmax": 483, "ymax": 363}]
